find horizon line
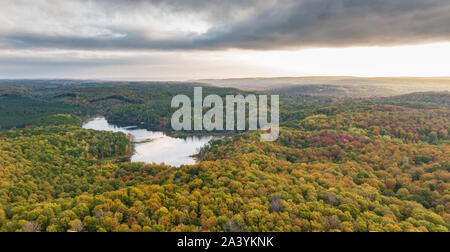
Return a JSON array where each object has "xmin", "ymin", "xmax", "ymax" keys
[{"xmin": 1, "ymin": 75, "xmax": 450, "ymax": 82}]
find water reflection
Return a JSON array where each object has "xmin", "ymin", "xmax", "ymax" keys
[{"xmin": 82, "ymin": 117, "xmax": 217, "ymax": 167}]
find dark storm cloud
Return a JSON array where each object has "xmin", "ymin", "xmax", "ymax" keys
[{"xmin": 1, "ymin": 0, "xmax": 450, "ymax": 51}]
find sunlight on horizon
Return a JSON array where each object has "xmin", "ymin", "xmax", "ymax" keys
[
  {"xmin": 81, "ymin": 42, "xmax": 450, "ymax": 80},
  {"xmin": 216, "ymin": 42, "xmax": 450, "ymax": 79},
  {"xmin": 1, "ymin": 42, "xmax": 449, "ymax": 80}
]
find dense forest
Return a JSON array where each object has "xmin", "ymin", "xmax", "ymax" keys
[{"xmin": 0, "ymin": 81, "xmax": 448, "ymax": 232}]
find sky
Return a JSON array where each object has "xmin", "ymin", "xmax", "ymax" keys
[{"xmin": 1, "ymin": 0, "xmax": 450, "ymax": 80}]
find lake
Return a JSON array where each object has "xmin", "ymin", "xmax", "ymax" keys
[{"xmin": 82, "ymin": 117, "xmax": 217, "ymax": 167}]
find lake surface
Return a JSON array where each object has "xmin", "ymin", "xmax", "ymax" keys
[{"xmin": 82, "ymin": 117, "xmax": 217, "ymax": 167}]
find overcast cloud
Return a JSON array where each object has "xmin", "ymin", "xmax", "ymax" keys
[
  {"xmin": 1, "ymin": 0, "xmax": 449, "ymax": 78},
  {"xmin": 2, "ymin": 0, "xmax": 450, "ymax": 50}
]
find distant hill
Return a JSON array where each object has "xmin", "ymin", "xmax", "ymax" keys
[
  {"xmin": 0, "ymin": 80, "xmax": 210, "ymax": 98},
  {"xmin": 198, "ymin": 76, "xmax": 450, "ymax": 97},
  {"xmin": 381, "ymin": 91, "xmax": 450, "ymax": 109}
]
